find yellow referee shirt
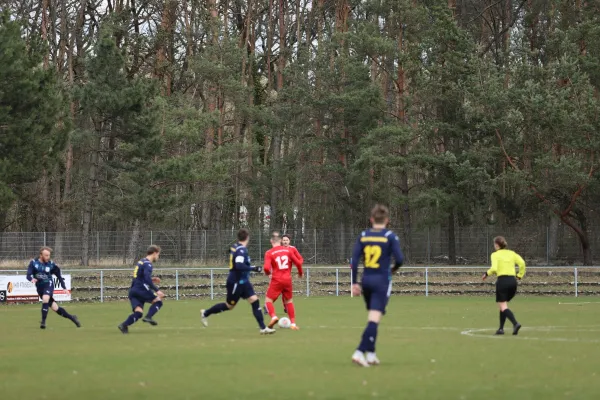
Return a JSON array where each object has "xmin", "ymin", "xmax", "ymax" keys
[{"xmin": 487, "ymin": 249, "xmax": 526, "ymax": 279}]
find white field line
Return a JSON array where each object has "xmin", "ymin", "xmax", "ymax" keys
[{"xmin": 461, "ymin": 326, "xmax": 600, "ymax": 343}]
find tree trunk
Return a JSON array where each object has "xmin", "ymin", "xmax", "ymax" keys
[
  {"xmin": 81, "ymin": 135, "xmax": 101, "ymax": 266},
  {"xmin": 126, "ymin": 219, "xmax": 143, "ymax": 264},
  {"xmin": 548, "ymin": 216, "xmax": 559, "ymax": 263},
  {"xmin": 448, "ymin": 209, "xmax": 456, "ymax": 264}
]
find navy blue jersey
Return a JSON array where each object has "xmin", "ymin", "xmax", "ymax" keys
[
  {"xmin": 228, "ymin": 243, "xmax": 254, "ymax": 284},
  {"xmin": 131, "ymin": 258, "xmax": 159, "ymax": 292},
  {"xmin": 26, "ymin": 258, "xmax": 65, "ymax": 288},
  {"xmin": 350, "ymin": 229, "xmax": 404, "ymax": 284}
]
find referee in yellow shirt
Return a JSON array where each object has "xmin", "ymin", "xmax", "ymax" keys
[{"xmin": 482, "ymin": 236, "xmax": 526, "ymax": 335}]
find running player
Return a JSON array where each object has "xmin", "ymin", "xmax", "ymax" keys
[
  {"xmin": 118, "ymin": 245, "xmax": 165, "ymax": 334},
  {"xmin": 350, "ymin": 205, "xmax": 404, "ymax": 367},
  {"xmin": 26, "ymin": 247, "xmax": 81, "ymax": 329},
  {"xmin": 201, "ymin": 228, "xmax": 275, "ymax": 334},
  {"xmin": 263, "ymin": 233, "xmax": 303, "ymax": 329},
  {"xmin": 281, "ymin": 234, "xmax": 303, "ymax": 313},
  {"xmin": 482, "ymin": 236, "xmax": 526, "ymax": 335}
]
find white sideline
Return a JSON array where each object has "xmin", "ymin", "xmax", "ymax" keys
[{"xmin": 461, "ymin": 325, "xmax": 600, "ymax": 343}]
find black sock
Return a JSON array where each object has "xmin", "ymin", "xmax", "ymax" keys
[
  {"xmin": 358, "ymin": 321, "xmax": 379, "ymax": 352},
  {"xmin": 499, "ymin": 311, "xmax": 507, "ymax": 330},
  {"xmin": 57, "ymin": 307, "xmax": 73, "ymax": 320},
  {"xmin": 146, "ymin": 301, "xmax": 163, "ymax": 318},
  {"xmin": 41, "ymin": 303, "xmax": 49, "ymax": 323},
  {"xmin": 251, "ymin": 300, "xmax": 266, "ymax": 329},
  {"xmin": 123, "ymin": 311, "xmax": 143, "ymax": 327},
  {"xmin": 504, "ymin": 308, "xmax": 518, "ymax": 326},
  {"xmin": 204, "ymin": 302, "xmax": 229, "ymax": 317}
]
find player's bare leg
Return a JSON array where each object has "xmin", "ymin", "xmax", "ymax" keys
[
  {"xmin": 265, "ymin": 297, "xmax": 279, "ymax": 328},
  {"xmin": 284, "ymin": 299, "xmax": 299, "ymax": 330}
]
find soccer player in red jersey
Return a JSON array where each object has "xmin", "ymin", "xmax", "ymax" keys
[
  {"xmin": 264, "ymin": 232, "xmax": 303, "ymax": 330},
  {"xmin": 280, "ymin": 234, "xmax": 303, "ymax": 312}
]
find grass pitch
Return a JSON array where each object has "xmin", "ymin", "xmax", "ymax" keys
[{"xmin": 2, "ymin": 296, "xmax": 600, "ymax": 400}]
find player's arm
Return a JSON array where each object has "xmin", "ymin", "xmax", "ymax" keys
[
  {"xmin": 483, "ymin": 253, "xmax": 498, "ymax": 280},
  {"xmin": 515, "ymin": 252, "xmax": 526, "ymax": 279},
  {"xmin": 143, "ymin": 265, "xmax": 160, "ymax": 291},
  {"xmin": 51, "ymin": 264, "xmax": 67, "ymax": 289},
  {"xmin": 350, "ymin": 237, "xmax": 363, "ymax": 285},
  {"xmin": 292, "ymin": 247, "xmax": 304, "ymax": 264},
  {"xmin": 26, "ymin": 260, "xmax": 36, "ymax": 283},
  {"xmin": 263, "ymin": 252, "xmax": 272, "ymax": 276},
  {"xmin": 290, "ymin": 251, "xmax": 303, "ymax": 277},
  {"xmin": 390, "ymin": 235, "xmax": 404, "ymax": 273},
  {"xmin": 234, "ymin": 250, "xmax": 261, "ymax": 272}
]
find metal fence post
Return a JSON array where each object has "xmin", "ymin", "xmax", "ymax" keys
[
  {"xmin": 150, "ymin": 231, "xmax": 153, "ymax": 245},
  {"xmin": 306, "ymin": 268, "xmax": 310, "ymax": 297},
  {"xmin": 210, "ymin": 269, "xmax": 214, "ymax": 300},
  {"xmin": 43, "ymin": 232, "xmax": 47, "ymax": 247},
  {"xmin": 259, "ymin": 230, "xmax": 262, "ymax": 262},
  {"xmin": 350, "ymin": 266, "xmax": 353, "ymax": 298},
  {"xmin": 574, "ymin": 267, "xmax": 578, "ymax": 298},
  {"xmin": 176, "ymin": 269, "xmax": 179, "ymax": 300},
  {"xmin": 100, "ymin": 270, "xmax": 104, "ymax": 303},
  {"xmin": 336, "ymin": 268, "xmax": 339, "ymax": 296},
  {"xmin": 425, "ymin": 268, "xmax": 429, "ymax": 297}
]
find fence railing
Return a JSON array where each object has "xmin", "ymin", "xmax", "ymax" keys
[
  {"xmin": 2, "ymin": 266, "xmax": 598, "ymax": 303},
  {"xmin": 0, "ymin": 226, "xmax": 598, "ymax": 266}
]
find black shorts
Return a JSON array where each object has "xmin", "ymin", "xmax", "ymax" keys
[
  {"xmin": 496, "ymin": 276, "xmax": 517, "ymax": 303},
  {"xmin": 226, "ymin": 281, "xmax": 255, "ymax": 306},
  {"xmin": 362, "ymin": 275, "xmax": 392, "ymax": 313},
  {"xmin": 129, "ymin": 288, "xmax": 157, "ymax": 311},
  {"xmin": 37, "ymin": 283, "xmax": 56, "ymax": 304}
]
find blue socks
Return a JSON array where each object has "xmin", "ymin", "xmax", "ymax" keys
[
  {"xmin": 123, "ymin": 311, "xmax": 143, "ymax": 327},
  {"xmin": 252, "ymin": 300, "xmax": 266, "ymax": 329},
  {"xmin": 204, "ymin": 302, "xmax": 229, "ymax": 317},
  {"xmin": 358, "ymin": 321, "xmax": 379, "ymax": 352},
  {"xmin": 146, "ymin": 301, "xmax": 163, "ymax": 319},
  {"xmin": 41, "ymin": 303, "xmax": 49, "ymax": 323},
  {"xmin": 57, "ymin": 307, "xmax": 73, "ymax": 320}
]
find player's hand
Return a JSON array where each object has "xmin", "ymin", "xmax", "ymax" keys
[
  {"xmin": 252, "ymin": 266, "xmax": 262, "ymax": 273},
  {"xmin": 298, "ymin": 273, "xmax": 303, "ymax": 278},
  {"xmin": 31, "ymin": 278, "xmax": 37, "ymax": 284},
  {"xmin": 60, "ymin": 280, "xmax": 67, "ymax": 289},
  {"xmin": 351, "ymin": 284, "xmax": 361, "ymax": 296},
  {"xmin": 152, "ymin": 277, "xmax": 161, "ymax": 284},
  {"xmin": 482, "ymin": 273, "xmax": 487, "ymax": 281},
  {"xmin": 156, "ymin": 291, "xmax": 165, "ymax": 298}
]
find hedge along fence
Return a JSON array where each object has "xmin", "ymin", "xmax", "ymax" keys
[{"xmin": 1, "ymin": 267, "xmax": 599, "ymax": 303}]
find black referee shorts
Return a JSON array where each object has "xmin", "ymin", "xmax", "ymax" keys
[{"xmin": 495, "ymin": 276, "xmax": 517, "ymax": 303}]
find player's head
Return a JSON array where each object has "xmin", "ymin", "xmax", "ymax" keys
[
  {"xmin": 370, "ymin": 204, "xmax": 390, "ymax": 227},
  {"xmin": 39, "ymin": 246, "xmax": 53, "ymax": 263},
  {"xmin": 494, "ymin": 236, "xmax": 507, "ymax": 251},
  {"xmin": 270, "ymin": 231, "xmax": 281, "ymax": 247},
  {"xmin": 237, "ymin": 228, "xmax": 250, "ymax": 244},
  {"xmin": 147, "ymin": 245, "xmax": 161, "ymax": 262},
  {"xmin": 281, "ymin": 234, "xmax": 291, "ymax": 247}
]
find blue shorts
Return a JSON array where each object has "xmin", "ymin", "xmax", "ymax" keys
[
  {"xmin": 37, "ymin": 283, "xmax": 55, "ymax": 303},
  {"xmin": 226, "ymin": 281, "xmax": 255, "ymax": 306},
  {"xmin": 362, "ymin": 276, "xmax": 392, "ymax": 313},
  {"xmin": 129, "ymin": 288, "xmax": 157, "ymax": 311}
]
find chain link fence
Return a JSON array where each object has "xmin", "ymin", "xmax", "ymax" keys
[{"xmin": 0, "ymin": 224, "xmax": 597, "ymax": 266}]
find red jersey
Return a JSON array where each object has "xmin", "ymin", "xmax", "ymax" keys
[
  {"xmin": 264, "ymin": 246, "xmax": 303, "ymax": 281},
  {"xmin": 287, "ymin": 246, "xmax": 304, "ymax": 266}
]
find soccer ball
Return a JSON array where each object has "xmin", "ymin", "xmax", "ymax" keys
[{"xmin": 278, "ymin": 317, "xmax": 291, "ymax": 329}]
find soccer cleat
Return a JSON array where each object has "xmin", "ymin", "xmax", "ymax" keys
[
  {"xmin": 200, "ymin": 310, "xmax": 208, "ymax": 327},
  {"xmin": 260, "ymin": 327, "xmax": 276, "ymax": 335},
  {"xmin": 495, "ymin": 329, "xmax": 505, "ymax": 335},
  {"xmin": 118, "ymin": 324, "xmax": 128, "ymax": 334},
  {"xmin": 40, "ymin": 321, "xmax": 46, "ymax": 330},
  {"xmin": 268, "ymin": 316, "xmax": 279, "ymax": 329},
  {"xmin": 366, "ymin": 352, "xmax": 380, "ymax": 365},
  {"xmin": 72, "ymin": 315, "xmax": 81, "ymax": 328},
  {"xmin": 513, "ymin": 323, "xmax": 522, "ymax": 336},
  {"xmin": 352, "ymin": 351, "xmax": 370, "ymax": 367},
  {"xmin": 143, "ymin": 317, "xmax": 158, "ymax": 326},
  {"xmin": 290, "ymin": 324, "xmax": 300, "ymax": 330}
]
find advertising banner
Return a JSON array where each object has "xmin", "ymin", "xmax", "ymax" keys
[{"xmin": 0, "ymin": 275, "xmax": 72, "ymax": 303}]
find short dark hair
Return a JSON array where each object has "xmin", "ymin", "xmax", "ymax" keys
[
  {"xmin": 282, "ymin": 234, "xmax": 291, "ymax": 240},
  {"xmin": 237, "ymin": 228, "xmax": 250, "ymax": 242},
  {"xmin": 494, "ymin": 236, "xmax": 508, "ymax": 249},
  {"xmin": 39, "ymin": 246, "xmax": 53, "ymax": 255},
  {"xmin": 147, "ymin": 245, "xmax": 161, "ymax": 255},
  {"xmin": 371, "ymin": 204, "xmax": 389, "ymax": 224}
]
